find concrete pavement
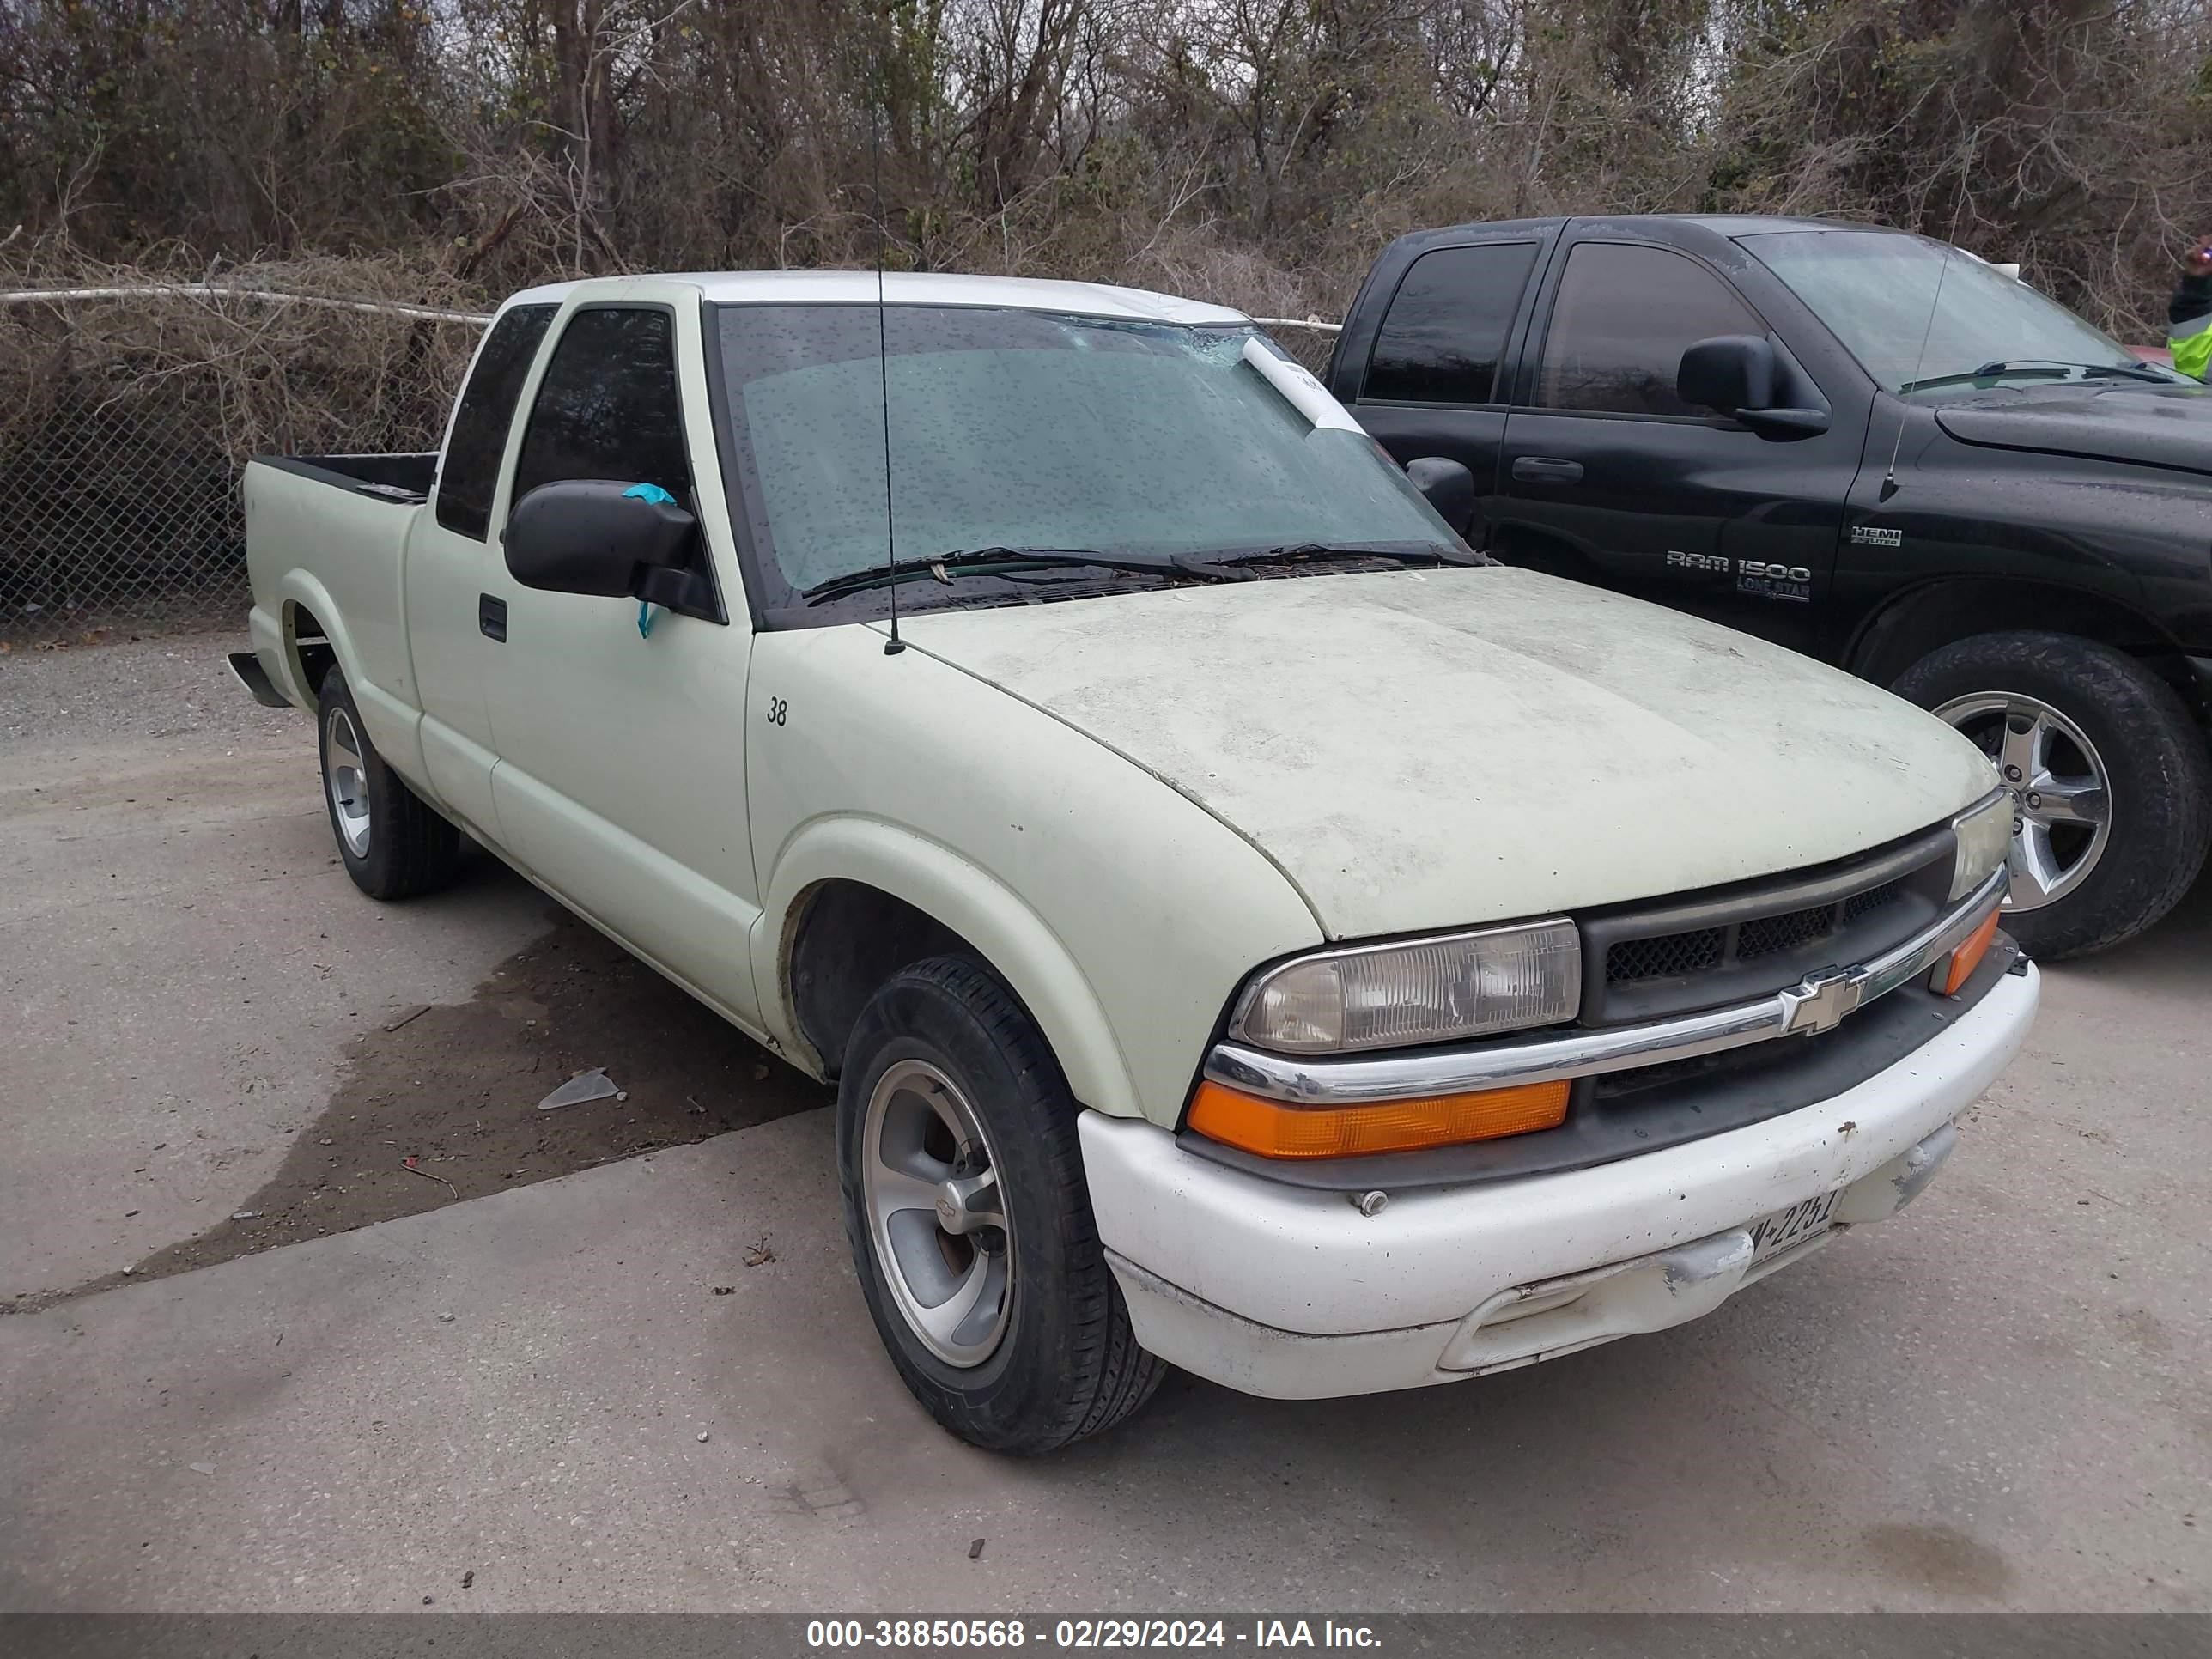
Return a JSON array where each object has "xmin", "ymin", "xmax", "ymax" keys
[
  {"xmin": 2, "ymin": 631, "xmax": 2208, "ymax": 1612},
  {"xmin": 2, "ymin": 637, "xmax": 554, "ymax": 1298}
]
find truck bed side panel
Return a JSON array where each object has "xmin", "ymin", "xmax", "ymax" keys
[{"xmin": 240, "ymin": 459, "xmax": 427, "ymax": 778}]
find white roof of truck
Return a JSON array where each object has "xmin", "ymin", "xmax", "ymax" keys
[{"xmin": 504, "ymin": 270, "xmax": 1249, "ymax": 326}]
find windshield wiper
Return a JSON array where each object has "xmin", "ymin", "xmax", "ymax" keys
[
  {"xmin": 1229, "ymin": 541, "xmax": 1482, "ymax": 568},
  {"xmin": 1900, "ymin": 358, "xmax": 2173, "ymax": 392},
  {"xmin": 803, "ymin": 546, "xmax": 1227, "ymax": 605}
]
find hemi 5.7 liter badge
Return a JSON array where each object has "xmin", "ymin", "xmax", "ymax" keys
[{"xmin": 1850, "ymin": 525, "xmax": 1903, "ymax": 547}]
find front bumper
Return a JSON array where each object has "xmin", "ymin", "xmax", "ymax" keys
[{"xmin": 1081, "ymin": 959, "xmax": 2039, "ymax": 1399}]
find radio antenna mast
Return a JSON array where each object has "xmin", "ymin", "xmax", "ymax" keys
[
  {"xmin": 1881, "ymin": 237, "xmax": 1956, "ymax": 502},
  {"xmin": 871, "ymin": 27, "xmax": 904, "ymax": 656}
]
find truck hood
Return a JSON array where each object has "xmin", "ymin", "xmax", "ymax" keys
[
  {"xmin": 1934, "ymin": 381, "xmax": 2212, "ymax": 477},
  {"xmin": 889, "ymin": 568, "xmax": 1996, "ymax": 940}
]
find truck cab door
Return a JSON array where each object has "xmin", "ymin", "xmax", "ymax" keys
[
  {"xmin": 478, "ymin": 295, "xmax": 766, "ymax": 1028},
  {"xmin": 1496, "ymin": 238, "xmax": 1861, "ymax": 651},
  {"xmin": 1334, "ymin": 236, "xmax": 1548, "ymax": 545}
]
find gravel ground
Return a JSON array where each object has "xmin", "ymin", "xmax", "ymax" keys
[{"xmin": 1, "ymin": 625, "xmax": 295, "ymax": 756}]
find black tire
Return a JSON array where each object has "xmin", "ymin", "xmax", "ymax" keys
[
  {"xmin": 316, "ymin": 666, "xmax": 465, "ymax": 901},
  {"xmin": 836, "ymin": 956, "xmax": 1166, "ymax": 1454},
  {"xmin": 1893, "ymin": 631, "xmax": 2211, "ymax": 958}
]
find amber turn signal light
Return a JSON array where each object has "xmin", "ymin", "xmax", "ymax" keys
[
  {"xmin": 1938, "ymin": 907, "xmax": 2002, "ymax": 997},
  {"xmin": 1186, "ymin": 1078, "xmax": 1571, "ymax": 1159}
]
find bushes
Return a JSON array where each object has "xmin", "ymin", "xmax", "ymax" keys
[{"xmin": 0, "ymin": 3, "xmax": 2203, "ymax": 331}]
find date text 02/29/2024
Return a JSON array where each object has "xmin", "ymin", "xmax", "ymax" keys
[{"xmin": 805, "ymin": 1620, "xmax": 1382, "ymax": 1650}]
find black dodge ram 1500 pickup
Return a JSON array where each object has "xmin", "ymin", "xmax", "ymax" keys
[{"xmin": 1331, "ymin": 214, "xmax": 2212, "ymax": 957}]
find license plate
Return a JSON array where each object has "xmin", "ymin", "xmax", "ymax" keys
[{"xmin": 1748, "ymin": 1189, "xmax": 1839, "ymax": 1267}]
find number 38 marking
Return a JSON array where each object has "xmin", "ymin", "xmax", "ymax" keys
[{"xmin": 765, "ymin": 696, "xmax": 788, "ymax": 726}]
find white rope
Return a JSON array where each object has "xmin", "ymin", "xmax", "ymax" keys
[
  {"xmin": 0, "ymin": 284, "xmax": 493, "ymax": 325},
  {"xmin": 0, "ymin": 283, "xmax": 1344, "ymax": 334}
]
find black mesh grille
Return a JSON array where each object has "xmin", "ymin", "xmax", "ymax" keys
[
  {"xmin": 1607, "ymin": 927, "xmax": 1724, "ymax": 983},
  {"xmin": 1737, "ymin": 902, "xmax": 1839, "ymax": 960},
  {"xmin": 1843, "ymin": 878, "xmax": 1905, "ymax": 927},
  {"xmin": 1580, "ymin": 824, "xmax": 1953, "ymax": 1026}
]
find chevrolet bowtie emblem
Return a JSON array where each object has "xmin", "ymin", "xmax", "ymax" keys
[{"xmin": 1779, "ymin": 969, "xmax": 1863, "ymax": 1037}]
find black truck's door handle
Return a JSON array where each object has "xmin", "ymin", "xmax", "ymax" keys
[
  {"xmin": 478, "ymin": 594, "xmax": 507, "ymax": 642},
  {"xmin": 1511, "ymin": 456, "xmax": 1584, "ymax": 483}
]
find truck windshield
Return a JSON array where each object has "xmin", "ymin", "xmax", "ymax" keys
[
  {"xmin": 1743, "ymin": 230, "xmax": 2186, "ymax": 394},
  {"xmin": 711, "ymin": 303, "xmax": 1461, "ymax": 618}
]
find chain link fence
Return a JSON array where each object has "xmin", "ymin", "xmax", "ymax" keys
[
  {"xmin": 0, "ymin": 284, "xmax": 1337, "ymax": 647},
  {"xmin": 0, "ymin": 284, "xmax": 489, "ymax": 644}
]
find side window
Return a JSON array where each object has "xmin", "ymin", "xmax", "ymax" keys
[
  {"xmin": 511, "ymin": 307, "xmax": 693, "ymax": 506},
  {"xmin": 1364, "ymin": 242, "xmax": 1539, "ymax": 404},
  {"xmin": 1536, "ymin": 243, "xmax": 1763, "ymax": 417},
  {"xmin": 434, "ymin": 304, "xmax": 555, "ymax": 539}
]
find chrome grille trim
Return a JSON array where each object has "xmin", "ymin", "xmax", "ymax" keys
[{"xmin": 1203, "ymin": 868, "xmax": 2007, "ymax": 1107}]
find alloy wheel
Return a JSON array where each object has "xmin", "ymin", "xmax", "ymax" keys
[
  {"xmin": 860, "ymin": 1058, "xmax": 1015, "ymax": 1368},
  {"xmin": 1934, "ymin": 692, "xmax": 2112, "ymax": 912},
  {"xmin": 324, "ymin": 706, "xmax": 373, "ymax": 859}
]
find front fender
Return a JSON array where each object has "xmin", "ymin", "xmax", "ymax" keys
[{"xmin": 752, "ymin": 815, "xmax": 1143, "ymax": 1121}]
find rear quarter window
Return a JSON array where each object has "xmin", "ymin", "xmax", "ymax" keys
[{"xmin": 434, "ymin": 305, "xmax": 556, "ymax": 540}]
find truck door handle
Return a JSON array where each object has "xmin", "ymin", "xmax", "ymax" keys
[
  {"xmin": 478, "ymin": 594, "xmax": 507, "ymax": 642},
  {"xmin": 1512, "ymin": 456, "xmax": 1584, "ymax": 483}
]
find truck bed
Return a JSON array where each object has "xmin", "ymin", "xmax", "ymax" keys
[
  {"xmin": 252, "ymin": 452, "xmax": 438, "ymax": 505},
  {"xmin": 240, "ymin": 455, "xmax": 430, "ymax": 757}
]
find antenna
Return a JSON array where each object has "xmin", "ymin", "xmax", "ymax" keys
[
  {"xmin": 1881, "ymin": 237, "xmax": 1956, "ymax": 501},
  {"xmin": 871, "ymin": 27, "xmax": 904, "ymax": 656}
]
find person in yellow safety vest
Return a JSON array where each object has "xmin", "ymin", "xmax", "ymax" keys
[{"xmin": 2169, "ymin": 240, "xmax": 2212, "ymax": 380}]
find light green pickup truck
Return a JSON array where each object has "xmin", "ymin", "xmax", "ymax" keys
[{"xmin": 234, "ymin": 271, "xmax": 2035, "ymax": 1452}]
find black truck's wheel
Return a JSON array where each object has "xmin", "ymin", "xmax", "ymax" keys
[
  {"xmin": 317, "ymin": 666, "xmax": 465, "ymax": 901},
  {"xmin": 836, "ymin": 956, "xmax": 1165, "ymax": 1454},
  {"xmin": 1894, "ymin": 632, "xmax": 2210, "ymax": 958}
]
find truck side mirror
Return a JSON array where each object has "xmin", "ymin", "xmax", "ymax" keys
[
  {"xmin": 1679, "ymin": 334, "xmax": 1778, "ymax": 415},
  {"xmin": 1406, "ymin": 457, "xmax": 1477, "ymax": 537},
  {"xmin": 1678, "ymin": 335, "xmax": 1831, "ymax": 440},
  {"xmin": 504, "ymin": 479, "xmax": 697, "ymax": 599}
]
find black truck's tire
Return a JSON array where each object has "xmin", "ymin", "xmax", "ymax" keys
[
  {"xmin": 1893, "ymin": 632, "xmax": 2210, "ymax": 959},
  {"xmin": 316, "ymin": 666, "xmax": 465, "ymax": 901},
  {"xmin": 836, "ymin": 956, "xmax": 1166, "ymax": 1454}
]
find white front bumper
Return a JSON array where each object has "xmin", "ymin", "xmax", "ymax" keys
[{"xmin": 1082, "ymin": 963, "xmax": 2039, "ymax": 1399}]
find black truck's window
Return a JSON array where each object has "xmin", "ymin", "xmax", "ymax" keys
[
  {"xmin": 434, "ymin": 304, "xmax": 555, "ymax": 539},
  {"xmin": 1364, "ymin": 243, "xmax": 1538, "ymax": 404},
  {"xmin": 1536, "ymin": 243, "xmax": 1762, "ymax": 416},
  {"xmin": 512, "ymin": 307, "xmax": 693, "ymax": 505}
]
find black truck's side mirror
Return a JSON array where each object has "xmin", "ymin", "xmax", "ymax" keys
[
  {"xmin": 1677, "ymin": 334, "xmax": 1830, "ymax": 440},
  {"xmin": 504, "ymin": 479, "xmax": 704, "ymax": 605},
  {"xmin": 1406, "ymin": 456, "xmax": 1477, "ymax": 536}
]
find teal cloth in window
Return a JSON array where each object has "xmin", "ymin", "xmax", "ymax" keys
[{"xmin": 623, "ymin": 483, "xmax": 678, "ymax": 635}]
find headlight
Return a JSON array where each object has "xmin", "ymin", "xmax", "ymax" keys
[
  {"xmin": 1950, "ymin": 790, "xmax": 2014, "ymax": 902},
  {"xmin": 1230, "ymin": 921, "xmax": 1581, "ymax": 1054}
]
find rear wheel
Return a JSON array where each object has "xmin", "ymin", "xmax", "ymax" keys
[
  {"xmin": 1894, "ymin": 631, "xmax": 2210, "ymax": 958},
  {"xmin": 836, "ymin": 956, "xmax": 1165, "ymax": 1453},
  {"xmin": 317, "ymin": 667, "xmax": 464, "ymax": 901}
]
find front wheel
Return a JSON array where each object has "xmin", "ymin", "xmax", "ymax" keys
[
  {"xmin": 1894, "ymin": 631, "xmax": 2210, "ymax": 958},
  {"xmin": 836, "ymin": 956, "xmax": 1165, "ymax": 1453}
]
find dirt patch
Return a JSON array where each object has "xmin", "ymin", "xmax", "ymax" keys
[
  {"xmin": 1861, "ymin": 1521, "xmax": 2015, "ymax": 1600},
  {"xmin": 64, "ymin": 914, "xmax": 830, "ymax": 1297}
]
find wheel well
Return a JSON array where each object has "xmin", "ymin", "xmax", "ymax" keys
[
  {"xmin": 284, "ymin": 603, "xmax": 337, "ymax": 697},
  {"xmin": 1846, "ymin": 580, "xmax": 2182, "ymax": 689},
  {"xmin": 786, "ymin": 880, "xmax": 977, "ymax": 1078}
]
